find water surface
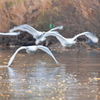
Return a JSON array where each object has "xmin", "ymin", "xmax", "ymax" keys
[{"xmin": 0, "ymin": 47, "xmax": 100, "ymax": 100}]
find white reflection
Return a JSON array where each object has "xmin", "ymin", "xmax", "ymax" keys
[{"xmin": 8, "ymin": 67, "xmax": 15, "ymax": 79}]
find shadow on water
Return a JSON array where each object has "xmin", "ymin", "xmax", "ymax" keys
[{"xmin": 0, "ymin": 48, "xmax": 100, "ymax": 100}]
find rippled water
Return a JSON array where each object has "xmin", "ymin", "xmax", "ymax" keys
[{"xmin": 0, "ymin": 47, "xmax": 100, "ymax": 100}]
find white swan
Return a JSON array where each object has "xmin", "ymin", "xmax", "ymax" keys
[
  {"xmin": 9, "ymin": 24, "xmax": 63, "ymax": 39},
  {"xmin": 7, "ymin": 45, "xmax": 58, "ymax": 67},
  {"xmin": 35, "ymin": 31, "xmax": 98, "ymax": 47},
  {"xmin": 0, "ymin": 31, "xmax": 20, "ymax": 36}
]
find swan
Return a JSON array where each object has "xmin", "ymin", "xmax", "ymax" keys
[
  {"xmin": 7, "ymin": 45, "xmax": 59, "ymax": 67},
  {"xmin": 9, "ymin": 24, "xmax": 63, "ymax": 39},
  {"xmin": 35, "ymin": 31, "xmax": 98, "ymax": 47}
]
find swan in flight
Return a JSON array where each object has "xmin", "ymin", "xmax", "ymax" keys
[
  {"xmin": 35, "ymin": 31, "xmax": 98, "ymax": 47},
  {"xmin": 9, "ymin": 24, "xmax": 63, "ymax": 40},
  {"xmin": 7, "ymin": 45, "xmax": 58, "ymax": 67},
  {"xmin": 0, "ymin": 31, "xmax": 20, "ymax": 36}
]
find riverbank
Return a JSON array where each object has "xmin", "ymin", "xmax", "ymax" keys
[{"xmin": 0, "ymin": 0, "xmax": 99, "ymax": 45}]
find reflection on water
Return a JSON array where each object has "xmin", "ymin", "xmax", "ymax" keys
[{"xmin": 0, "ymin": 48, "xmax": 100, "ymax": 100}]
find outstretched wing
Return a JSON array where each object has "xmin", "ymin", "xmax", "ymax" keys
[
  {"xmin": 21, "ymin": 24, "xmax": 43, "ymax": 38},
  {"xmin": 0, "ymin": 32, "xmax": 20, "ymax": 36},
  {"xmin": 10, "ymin": 27, "xmax": 35, "ymax": 36},
  {"xmin": 42, "ymin": 31, "xmax": 67, "ymax": 47},
  {"xmin": 73, "ymin": 32, "xmax": 98, "ymax": 43},
  {"xmin": 7, "ymin": 46, "xmax": 26, "ymax": 67},
  {"xmin": 49, "ymin": 25, "xmax": 63, "ymax": 32},
  {"xmin": 36, "ymin": 45, "xmax": 59, "ymax": 64},
  {"xmin": 9, "ymin": 24, "xmax": 43, "ymax": 39}
]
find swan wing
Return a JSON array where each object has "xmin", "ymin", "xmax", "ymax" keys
[
  {"xmin": 21, "ymin": 24, "xmax": 43, "ymax": 39},
  {"xmin": 49, "ymin": 25, "xmax": 63, "ymax": 32},
  {"xmin": 10, "ymin": 27, "xmax": 35, "ymax": 37},
  {"xmin": 0, "ymin": 32, "xmax": 20, "ymax": 36},
  {"xmin": 9, "ymin": 24, "xmax": 43, "ymax": 39},
  {"xmin": 42, "ymin": 31, "xmax": 67, "ymax": 47},
  {"xmin": 36, "ymin": 45, "xmax": 59, "ymax": 64},
  {"xmin": 7, "ymin": 46, "xmax": 26, "ymax": 67},
  {"xmin": 73, "ymin": 32, "xmax": 98, "ymax": 43},
  {"xmin": 9, "ymin": 25, "xmax": 25, "ymax": 32}
]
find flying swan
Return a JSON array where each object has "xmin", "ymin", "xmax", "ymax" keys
[
  {"xmin": 9, "ymin": 24, "xmax": 63, "ymax": 40},
  {"xmin": 35, "ymin": 31, "xmax": 98, "ymax": 47},
  {"xmin": 7, "ymin": 45, "xmax": 58, "ymax": 67}
]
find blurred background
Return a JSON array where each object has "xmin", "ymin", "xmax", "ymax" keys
[{"xmin": 0, "ymin": 0, "xmax": 99, "ymax": 47}]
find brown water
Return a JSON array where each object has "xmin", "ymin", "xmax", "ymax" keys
[{"xmin": 0, "ymin": 47, "xmax": 100, "ymax": 100}]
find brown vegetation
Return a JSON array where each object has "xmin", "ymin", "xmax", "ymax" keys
[{"xmin": 0, "ymin": 0, "xmax": 99, "ymax": 47}]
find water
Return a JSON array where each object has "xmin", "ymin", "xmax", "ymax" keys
[{"xmin": 0, "ymin": 47, "xmax": 100, "ymax": 100}]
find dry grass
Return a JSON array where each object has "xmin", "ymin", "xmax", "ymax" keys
[{"xmin": 0, "ymin": 0, "xmax": 99, "ymax": 46}]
